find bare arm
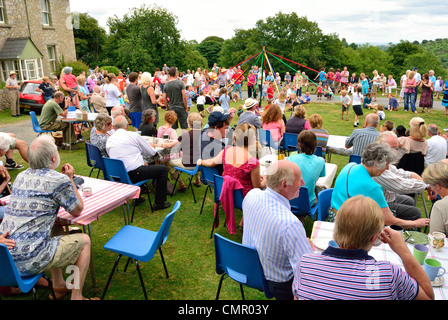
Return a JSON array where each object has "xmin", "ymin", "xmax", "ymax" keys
[
  {"xmin": 380, "ymin": 227, "xmax": 434, "ymax": 300},
  {"xmin": 61, "ymin": 164, "xmax": 84, "ymax": 217}
]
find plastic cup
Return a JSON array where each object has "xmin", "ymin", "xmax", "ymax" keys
[{"xmin": 413, "ymin": 244, "xmax": 429, "ymax": 265}]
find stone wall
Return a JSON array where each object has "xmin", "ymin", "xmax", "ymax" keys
[{"xmin": 0, "ymin": 0, "xmax": 77, "ymax": 78}]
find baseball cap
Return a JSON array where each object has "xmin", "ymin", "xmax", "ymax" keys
[
  {"xmin": 412, "ymin": 67, "xmax": 418, "ymax": 71},
  {"xmin": 208, "ymin": 111, "xmax": 230, "ymax": 127}
]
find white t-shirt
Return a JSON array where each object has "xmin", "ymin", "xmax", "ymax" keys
[
  {"xmin": 104, "ymin": 83, "xmax": 122, "ymax": 107},
  {"xmin": 340, "ymin": 95, "xmax": 351, "ymax": 106},
  {"xmin": 275, "ymin": 99, "xmax": 287, "ymax": 114},
  {"xmin": 197, "ymin": 95, "xmax": 206, "ymax": 105},
  {"xmin": 352, "ymin": 93, "xmax": 363, "ymax": 106}
]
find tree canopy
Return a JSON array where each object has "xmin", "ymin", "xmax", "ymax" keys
[{"xmin": 73, "ymin": 6, "xmax": 448, "ymax": 80}]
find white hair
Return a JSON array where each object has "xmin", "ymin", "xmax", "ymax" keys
[{"xmin": 28, "ymin": 135, "xmax": 58, "ymax": 169}]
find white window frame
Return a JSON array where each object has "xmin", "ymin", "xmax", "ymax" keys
[
  {"xmin": 1, "ymin": 60, "xmax": 19, "ymax": 82},
  {"xmin": 47, "ymin": 45, "xmax": 57, "ymax": 74},
  {"xmin": 41, "ymin": 0, "xmax": 51, "ymax": 26},
  {"xmin": 19, "ymin": 59, "xmax": 42, "ymax": 81},
  {"xmin": 0, "ymin": 0, "xmax": 5, "ymax": 24}
]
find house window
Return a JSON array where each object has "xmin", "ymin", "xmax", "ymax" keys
[
  {"xmin": 0, "ymin": 0, "xmax": 6, "ymax": 24},
  {"xmin": 1, "ymin": 60, "xmax": 19, "ymax": 82},
  {"xmin": 47, "ymin": 46, "xmax": 57, "ymax": 74},
  {"xmin": 41, "ymin": 0, "xmax": 51, "ymax": 26}
]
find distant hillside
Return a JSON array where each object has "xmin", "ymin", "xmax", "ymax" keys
[{"xmin": 419, "ymin": 38, "xmax": 448, "ymax": 69}]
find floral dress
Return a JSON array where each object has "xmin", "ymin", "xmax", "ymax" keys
[{"xmin": 222, "ymin": 147, "xmax": 260, "ymax": 197}]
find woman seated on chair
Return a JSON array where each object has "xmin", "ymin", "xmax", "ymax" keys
[
  {"xmin": 397, "ymin": 117, "xmax": 428, "ymax": 161},
  {"xmin": 90, "ymin": 113, "xmax": 113, "ymax": 157},
  {"xmin": 261, "ymin": 104, "xmax": 285, "ymax": 148},
  {"xmin": 285, "ymin": 105, "xmax": 311, "ymax": 135},
  {"xmin": 288, "ymin": 131, "xmax": 326, "ymax": 207},
  {"xmin": 197, "ymin": 123, "xmax": 266, "ymax": 228}
]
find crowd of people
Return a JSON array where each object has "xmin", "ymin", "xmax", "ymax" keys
[{"xmin": 1, "ymin": 61, "xmax": 448, "ymax": 301}]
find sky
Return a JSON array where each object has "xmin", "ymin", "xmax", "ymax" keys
[{"xmin": 70, "ymin": 0, "xmax": 448, "ymax": 45}]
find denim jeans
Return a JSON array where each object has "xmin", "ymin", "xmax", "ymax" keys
[{"xmin": 404, "ymin": 92, "xmax": 416, "ymax": 112}]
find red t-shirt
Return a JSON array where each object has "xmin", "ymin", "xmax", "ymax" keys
[
  {"xmin": 232, "ymin": 71, "xmax": 244, "ymax": 85},
  {"xmin": 267, "ymin": 87, "xmax": 274, "ymax": 99}
]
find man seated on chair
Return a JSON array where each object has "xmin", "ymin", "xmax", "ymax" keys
[
  {"xmin": 345, "ymin": 113, "xmax": 380, "ymax": 156},
  {"xmin": 106, "ymin": 115, "xmax": 171, "ymax": 211},
  {"xmin": 39, "ymin": 91, "xmax": 78, "ymax": 150},
  {"xmin": 89, "ymin": 85, "xmax": 108, "ymax": 114},
  {"xmin": 329, "ymin": 142, "xmax": 429, "ymax": 230},
  {"xmin": 0, "ymin": 135, "xmax": 97, "ymax": 300},
  {"xmin": 242, "ymin": 160, "xmax": 313, "ymax": 300},
  {"xmin": 0, "ymin": 132, "xmax": 28, "ymax": 169},
  {"xmin": 373, "ymin": 132, "xmax": 433, "ymax": 222}
]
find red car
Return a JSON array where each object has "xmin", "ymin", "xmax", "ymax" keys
[{"xmin": 19, "ymin": 80, "xmax": 46, "ymax": 111}]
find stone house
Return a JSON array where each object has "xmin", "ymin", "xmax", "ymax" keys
[{"xmin": 0, "ymin": 0, "xmax": 76, "ymax": 82}]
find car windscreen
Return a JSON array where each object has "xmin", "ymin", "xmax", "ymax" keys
[{"xmin": 20, "ymin": 82, "xmax": 41, "ymax": 95}]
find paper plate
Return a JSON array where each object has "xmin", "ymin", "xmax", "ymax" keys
[
  {"xmin": 312, "ymin": 237, "xmax": 333, "ymax": 251},
  {"xmin": 403, "ymin": 231, "xmax": 430, "ymax": 245}
]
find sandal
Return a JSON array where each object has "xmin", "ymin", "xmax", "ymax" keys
[{"xmin": 49, "ymin": 286, "xmax": 69, "ymax": 300}]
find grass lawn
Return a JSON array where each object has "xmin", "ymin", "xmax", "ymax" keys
[{"xmin": 1, "ymin": 96, "xmax": 447, "ymax": 301}]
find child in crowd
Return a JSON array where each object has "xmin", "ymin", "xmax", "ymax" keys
[
  {"xmin": 323, "ymin": 84, "xmax": 333, "ymax": 100},
  {"xmin": 267, "ymin": 82, "xmax": 275, "ymax": 100},
  {"xmin": 352, "ymin": 86, "xmax": 363, "ymax": 127},
  {"xmin": 340, "ymin": 90, "xmax": 352, "ymax": 122},
  {"xmin": 157, "ymin": 110, "xmax": 178, "ymax": 141},
  {"xmin": 197, "ymin": 90, "xmax": 206, "ymax": 117},
  {"xmin": 363, "ymin": 92, "xmax": 373, "ymax": 109},
  {"xmin": 62, "ymin": 67, "xmax": 80, "ymax": 107},
  {"xmin": 387, "ymin": 93, "xmax": 399, "ymax": 111},
  {"xmin": 360, "ymin": 73, "xmax": 369, "ymax": 95},
  {"xmin": 219, "ymin": 87, "xmax": 231, "ymax": 112},
  {"xmin": 262, "ymin": 81, "xmax": 268, "ymax": 100},
  {"xmin": 274, "ymin": 91, "xmax": 288, "ymax": 115},
  {"xmin": 374, "ymin": 105, "xmax": 386, "ymax": 120},
  {"xmin": 381, "ymin": 120, "xmax": 394, "ymax": 133},
  {"xmin": 186, "ymin": 85, "xmax": 195, "ymax": 113},
  {"xmin": 317, "ymin": 82, "xmax": 323, "ymax": 100},
  {"xmin": 212, "ymin": 84, "xmax": 220, "ymax": 106}
]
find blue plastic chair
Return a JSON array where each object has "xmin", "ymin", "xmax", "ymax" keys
[
  {"xmin": 289, "ymin": 186, "xmax": 318, "ymax": 220},
  {"xmin": 349, "ymin": 154, "xmax": 362, "ymax": 164},
  {"xmin": 317, "ymin": 188, "xmax": 334, "ymax": 221},
  {"xmin": 0, "ymin": 244, "xmax": 55, "ymax": 300},
  {"xmin": 30, "ymin": 111, "xmax": 53, "ymax": 136},
  {"xmin": 314, "ymin": 146, "xmax": 323, "ymax": 158},
  {"xmin": 171, "ymin": 165, "xmax": 199, "ymax": 203},
  {"xmin": 85, "ymin": 143, "xmax": 105, "ymax": 178},
  {"xmin": 101, "ymin": 201, "xmax": 180, "ymax": 300},
  {"xmin": 211, "ymin": 174, "xmax": 244, "ymax": 238},
  {"xmin": 282, "ymin": 132, "xmax": 299, "ymax": 155},
  {"xmin": 102, "ymin": 157, "xmax": 153, "ymax": 223},
  {"xmin": 258, "ymin": 128, "xmax": 279, "ymax": 151},
  {"xmin": 214, "ymin": 234, "xmax": 273, "ymax": 300},
  {"xmin": 199, "ymin": 165, "xmax": 221, "ymax": 215}
]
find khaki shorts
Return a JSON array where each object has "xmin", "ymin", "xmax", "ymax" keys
[{"xmin": 40, "ymin": 234, "xmax": 85, "ymax": 273}]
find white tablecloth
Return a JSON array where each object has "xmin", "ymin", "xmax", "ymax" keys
[{"xmin": 312, "ymin": 221, "xmax": 448, "ymax": 300}]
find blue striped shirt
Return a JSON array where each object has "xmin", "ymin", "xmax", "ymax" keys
[
  {"xmin": 242, "ymin": 188, "xmax": 313, "ymax": 283},
  {"xmin": 345, "ymin": 127, "xmax": 380, "ymax": 156},
  {"xmin": 293, "ymin": 246, "xmax": 419, "ymax": 300}
]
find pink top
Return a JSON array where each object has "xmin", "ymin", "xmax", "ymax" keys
[
  {"xmin": 63, "ymin": 74, "xmax": 78, "ymax": 88},
  {"xmin": 263, "ymin": 121, "xmax": 283, "ymax": 142},
  {"xmin": 222, "ymin": 146, "xmax": 259, "ymax": 197}
]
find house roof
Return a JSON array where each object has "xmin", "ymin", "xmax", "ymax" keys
[{"xmin": 0, "ymin": 37, "xmax": 43, "ymax": 60}]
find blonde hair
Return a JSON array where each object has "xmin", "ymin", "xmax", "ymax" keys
[
  {"xmin": 140, "ymin": 72, "xmax": 152, "ymax": 85},
  {"xmin": 77, "ymin": 75, "xmax": 86, "ymax": 85},
  {"xmin": 309, "ymin": 114, "xmax": 323, "ymax": 129},
  {"xmin": 187, "ymin": 112, "xmax": 203, "ymax": 129},
  {"xmin": 334, "ymin": 196, "xmax": 384, "ymax": 249},
  {"xmin": 293, "ymin": 105, "xmax": 306, "ymax": 119},
  {"xmin": 105, "ymin": 73, "xmax": 116, "ymax": 84},
  {"xmin": 409, "ymin": 117, "xmax": 428, "ymax": 140},
  {"xmin": 422, "ymin": 161, "xmax": 448, "ymax": 189},
  {"xmin": 408, "ymin": 71, "xmax": 415, "ymax": 79},
  {"xmin": 278, "ymin": 91, "xmax": 286, "ymax": 102},
  {"xmin": 232, "ymin": 123, "xmax": 257, "ymax": 148}
]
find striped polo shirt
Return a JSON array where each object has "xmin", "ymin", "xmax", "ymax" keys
[
  {"xmin": 310, "ymin": 128, "xmax": 329, "ymax": 156},
  {"xmin": 242, "ymin": 188, "xmax": 313, "ymax": 283},
  {"xmin": 345, "ymin": 127, "xmax": 380, "ymax": 156},
  {"xmin": 293, "ymin": 246, "xmax": 419, "ymax": 300}
]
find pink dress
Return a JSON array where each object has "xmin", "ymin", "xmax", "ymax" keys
[
  {"xmin": 263, "ymin": 121, "xmax": 283, "ymax": 142},
  {"xmin": 222, "ymin": 147, "xmax": 259, "ymax": 197}
]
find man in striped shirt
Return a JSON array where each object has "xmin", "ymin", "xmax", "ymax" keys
[
  {"xmin": 242, "ymin": 160, "xmax": 313, "ymax": 300},
  {"xmin": 345, "ymin": 113, "xmax": 380, "ymax": 156},
  {"xmin": 293, "ymin": 196, "xmax": 434, "ymax": 300}
]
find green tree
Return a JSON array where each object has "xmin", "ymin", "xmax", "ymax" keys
[
  {"xmin": 72, "ymin": 12, "xmax": 107, "ymax": 67},
  {"xmin": 106, "ymin": 4, "xmax": 184, "ymax": 72},
  {"xmin": 404, "ymin": 51, "xmax": 447, "ymax": 79},
  {"xmin": 386, "ymin": 40, "xmax": 423, "ymax": 77},
  {"xmin": 197, "ymin": 39, "xmax": 223, "ymax": 68}
]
